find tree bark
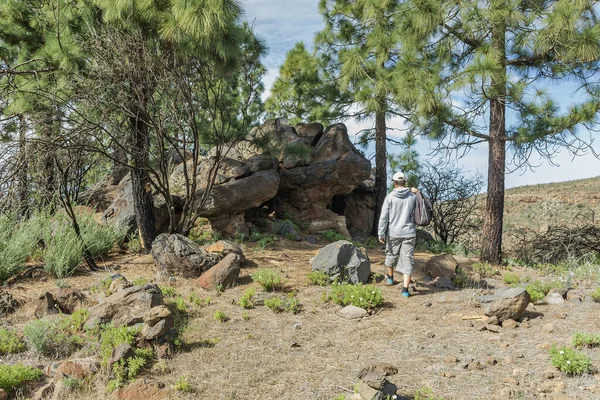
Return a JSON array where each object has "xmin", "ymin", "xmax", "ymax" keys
[
  {"xmin": 17, "ymin": 114, "xmax": 29, "ymax": 218},
  {"xmin": 40, "ymin": 113, "xmax": 56, "ymax": 210},
  {"xmin": 481, "ymin": 21, "xmax": 507, "ymax": 265},
  {"xmin": 130, "ymin": 109, "xmax": 157, "ymax": 251},
  {"xmin": 372, "ymin": 111, "xmax": 388, "ymax": 236}
]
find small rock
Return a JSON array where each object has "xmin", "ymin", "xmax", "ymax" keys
[
  {"xmin": 433, "ymin": 276, "xmax": 454, "ymax": 289},
  {"xmin": 339, "ymin": 305, "xmax": 367, "ymax": 319},
  {"xmin": 304, "ymin": 236, "xmax": 318, "ymax": 245},
  {"xmin": 478, "ymin": 287, "xmax": 530, "ymax": 323},
  {"xmin": 143, "ymin": 305, "xmax": 171, "ymax": 326},
  {"xmin": 502, "ymin": 319, "xmax": 518, "ymax": 329},
  {"xmin": 425, "ymin": 254, "xmax": 459, "ymax": 279},
  {"xmin": 486, "ymin": 356, "xmax": 497, "ymax": 365},
  {"xmin": 55, "ymin": 289, "xmax": 87, "ymax": 313},
  {"xmin": 113, "ymin": 381, "xmax": 172, "ymax": 400},
  {"xmin": 109, "ymin": 343, "xmax": 135, "ymax": 366},
  {"xmin": 566, "ymin": 289, "xmax": 584, "ymax": 303},
  {"xmin": 426, "ymin": 332, "xmax": 436, "ymax": 339},
  {"xmin": 196, "ymin": 253, "xmax": 241, "ymax": 290},
  {"xmin": 467, "ymin": 361, "xmax": 484, "ymax": 371},
  {"xmin": 109, "ymin": 277, "xmax": 132, "ymax": 295},
  {"xmin": 503, "ymin": 376, "xmax": 519, "ymax": 385},
  {"xmin": 487, "ymin": 316, "xmax": 499, "ymax": 325},
  {"xmin": 444, "ymin": 356, "xmax": 458, "ymax": 364},
  {"xmin": 542, "ymin": 323, "xmax": 555, "ymax": 334},
  {"xmin": 142, "ymin": 316, "xmax": 174, "ymax": 340},
  {"xmin": 521, "ymin": 321, "xmax": 530, "ymax": 329},
  {"xmin": 292, "ymin": 323, "xmax": 301, "ymax": 330},
  {"xmin": 440, "ymin": 371, "xmax": 455, "ymax": 378},
  {"xmin": 545, "ymin": 292, "xmax": 565, "ymax": 305},
  {"xmin": 421, "ymin": 300, "xmax": 433, "ymax": 307},
  {"xmin": 485, "ymin": 324, "xmax": 501, "ymax": 333}
]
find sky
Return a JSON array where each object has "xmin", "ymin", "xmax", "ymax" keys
[{"xmin": 243, "ymin": 0, "xmax": 600, "ymax": 189}]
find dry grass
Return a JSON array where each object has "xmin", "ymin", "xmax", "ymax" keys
[{"xmin": 3, "ymin": 240, "xmax": 600, "ymax": 399}]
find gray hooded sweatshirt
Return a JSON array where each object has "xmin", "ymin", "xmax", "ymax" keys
[{"xmin": 378, "ymin": 188, "xmax": 417, "ymax": 239}]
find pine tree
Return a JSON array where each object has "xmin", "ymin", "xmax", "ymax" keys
[
  {"xmin": 397, "ymin": 0, "xmax": 600, "ymax": 263},
  {"xmin": 265, "ymin": 42, "xmax": 350, "ymax": 125},
  {"xmin": 316, "ymin": 0, "xmax": 407, "ymax": 235}
]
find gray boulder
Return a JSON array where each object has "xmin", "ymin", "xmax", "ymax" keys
[
  {"xmin": 478, "ymin": 287, "xmax": 531, "ymax": 323},
  {"xmin": 310, "ymin": 240, "xmax": 370, "ymax": 284},
  {"xmin": 151, "ymin": 233, "xmax": 217, "ymax": 280}
]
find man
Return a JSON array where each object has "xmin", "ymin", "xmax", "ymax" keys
[{"xmin": 378, "ymin": 171, "xmax": 418, "ymax": 298}]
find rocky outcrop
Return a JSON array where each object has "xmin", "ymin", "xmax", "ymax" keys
[
  {"xmin": 310, "ymin": 240, "xmax": 371, "ymax": 284},
  {"xmin": 151, "ymin": 234, "xmax": 218, "ymax": 280},
  {"xmin": 342, "ymin": 169, "xmax": 376, "ymax": 235}
]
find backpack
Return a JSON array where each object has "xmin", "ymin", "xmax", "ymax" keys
[{"xmin": 413, "ymin": 191, "xmax": 433, "ymax": 226}]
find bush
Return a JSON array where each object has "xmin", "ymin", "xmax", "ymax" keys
[
  {"xmin": 0, "ymin": 364, "xmax": 43, "ymax": 393},
  {"xmin": 0, "ymin": 213, "xmax": 45, "ymax": 283},
  {"xmin": 472, "ymin": 262, "xmax": 498, "ymax": 278},
  {"xmin": 23, "ymin": 314, "xmax": 86, "ymax": 358},
  {"xmin": 322, "ymin": 230, "xmax": 347, "ymax": 242},
  {"xmin": 108, "ymin": 347, "xmax": 154, "ymax": 392},
  {"xmin": 239, "ymin": 288, "xmax": 255, "ymax": 309},
  {"xmin": 592, "ymin": 288, "xmax": 600, "ymax": 303},
  {"xmin": 326, "ymin": 283, "xmax": 383, "ymax": 309},
  {"xmin": 175, "ymin": 375, "xmax": 193, "ymax": 393},
  {"xmin": 213, "ymin": 311, "xmax": 228, "ymax": 322},
  {"xmin": 252, "ymin": 268, "xmax": 285, "ymax": 292},
  {"xmin": 264, "ymin": 293, "xmax": 301, "ymax": 314},
  {"xmin": 452, "ymin": 268, "xmax": 471, "ymax": 288},
  {"xmin": 526, "ymin": 280, "xmax": 562, "ymax": 303},
  {"xmin": 43, "ymin": 223, "xmax": 84, "ymax": 278},
  {"xmin": 550, "ymin": 346, "xmax": 591, "ymax": 375},
  {"xmin": 0, "ymin": 328, "xmax": 26, "ymax": 355},
  {"xmin": 415, "ymin": 239, "xmax": 469, "ymax": 256},
  {"xmin": 307, "ymin": 270, "xmax": 329, "ymax": 286},
  {"xmin": 503, "ymin": 272, "xmax": 520, "ymax": 285},
  {"xmin": 573, "ymin": 332, "xmax": 600, "ymax": 348},
  {"xmin": 100, "ymin": 325, "xmax": 140, "ymax": 366},
  {"xmin": 79, "ymin": 214, "xmax": 128, "ymax": 258}
]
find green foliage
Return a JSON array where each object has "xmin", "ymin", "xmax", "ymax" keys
[
  {"xmin": 503, "ymin": 272, "xmax": 520, "ymax": 285},
  {"xmin": 108, "ymin": 348, "xmax": 154, "ymax": 392},
  {"xmin": 252, "ymin": 268, "xmax": 285, "ymax": 292},
  {"xmin": 0, "ymin": 328, "xmax": 26, "ymax": 355},
  {"xmin": 264, "ymin": 293, "xmax": 301, "ymax": 314},
  {"xmin": 451, "ymin": 268, "xmax": 471, "ymax": 289},
  {"xmin": 250, "ymin": 230, "xmax": 278, "ymax": 251},
  {"xmin": 175, "ymin": 375, "xmax": 193, "ymax": 393},
  {"xmin": 160, "ymin": 285, "xmax": 176, "ymax": 298},
  {"xmin": 43, "ymin": 223, "xmax": 84, "ymax": 278},
  {"xmin": 0, "ymin": 213, "xmax": 45, "ymax": 282},
  {"xmin": 283, "ymin": 142, "xmax": 312, "ymax": 165},
  {"xmin": 415, "ymin": 239, "xmax": 469, "ymax": 257},
  {"xmin": 62, "ymin": 377, "xmax": 83, "ymax": 391},
  {"xmin": 592, "ymin": 288, "xmax": 600, "ymax": 303},
  {"xmin": 213, "ymin": 311, "xmax": 228, "ymax": 322},
  {"xmin": 573, "ymin": 332, "xmax": 600, "ymax": 349},
  {"xmin": 24, "ymin": 315, "xmax": 84, "ymax": 358},
  {"xmin": 126, "ymin": 235, "xmax": 143, "ymax": 254},
  {"xmin": 322, "ymin": 230, "xmax": 347, "ymax": 243},
  {"xmin": 326, "ymin": 283, "xmax": 383, "ymax": 309},
  {"xmin": 472, "ymin": 262, "xmax": 498, "ymax": 278},
  {"xmin": 414, "ymin": 387, "xmax": 445, "ymax": 400},
  {"xmin": 131, "ymin": 277, "xmax": 149, "ymax": 286},
  {"xmin": 99, "ymin": 325, "xmax": 139, "ymax": 367},
  {"xmin": 550, "ymin": 346, "xmax": 591, "ymax": 375},
  {"xmin": 526, "ymin": 281, "xmax": 562, "ymax": 303},
  {"xmin": 307, "ymin": 270, "xmax": 330, "ymax": 286},
  {"xmin": 239, "ymin": 288, "xmax": 256, "ymax": 309},
  {"xmin": 78, "ymin": 214, "xmax": 128, "ymax": 258},
  {"xmin": 0, "ymin": 364, "xmax": 43, "ymax": 393}
]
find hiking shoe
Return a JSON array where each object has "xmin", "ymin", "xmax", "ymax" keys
[
  {"xmin": 386, "ymin": 276, "xmax": 394, "ymax": 285},
  {"xmin": 401, "ymin": 290, "xmax": 410, "ymax": 298}
]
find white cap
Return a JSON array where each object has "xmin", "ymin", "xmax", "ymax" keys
[{"xmin": 392, "ymin": 171, "xmax": 406, "ymax": 181}]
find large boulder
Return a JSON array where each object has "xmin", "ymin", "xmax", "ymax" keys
[
  {"xmin": 275, "ymin": 124, "xmax": 371, "ymax": 235},
  {"xmin": 84, "ymin": 284, "xmax": 163, "ymax": 330},
  {"xmin": 295, "ymin": 122, "xmax": 324, "ymax": 146},
  {"xmin": 192, "ymin": 169, "xmax": 280, "ymax": 235},
  {"xmin": 196, "ymin": 253, "xmax": 242, "ymax": 290},
  {"xmin": 310, "ymin": 240, "xmax": 371, "ymax": 284},
  {"xmin": 478, "ymin": 287, "xmax": 531, "ymax": 323},
  {"xmin": 151, "ymin": 234, "xmax": 217, "ymax": 279},
  {"xmin": 169, "ymin": 156, "xmax": 252, "ymax": 194},
  {"xmin": 79, "ymin": 168, "xmax": 128, "ymax": 211},
  {"xmin": 425, "ymin": 254, "xmax": 459, "ymax": 279}
]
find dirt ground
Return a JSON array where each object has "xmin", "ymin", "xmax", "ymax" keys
[{"xmin": 4, "ymin": 239, "xmax": 600, "ymax": 400}]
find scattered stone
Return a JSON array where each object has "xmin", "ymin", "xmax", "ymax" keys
[
  {"xmin": 566, "ymin": 289, "xmax": 584, "ymax": 303},
  {"xmin": 196, "ymin": 253, "xmax": 242, "ymax": 290},
  {"xmin": 545, "ymin": 291, "xmax": 565, "ymax": 305},
  {"xmin": 542, "ymin": 323, "xmax": 555, "ymax": 334},
  {"xmin": 304, "ymin": 236, "xmax": 318, "ymax": 245},
  {"xmin": 54, "ymin": 288, "xmax": 87, "ymax": 314},
  {"xmin": 292, "ymin": 323, "xmax": 301, "ymax": 330},
  {"xmin": 310, "ymin": 241, "xmax": 370, "ymax": 284},
  {"xmin": 485, "ymin": 324, "xmax": 502, "ymax": 333},
  {"xmin": 486, "ymin": 356, "xmax": 498, "ymax": 365},
  {"xmin": 433, "ymin": 276, "xmax": 454, "ymax": 289},
  {"xmin": 113, "ymin": 380, "xmax": 172, "ymax": 400},
  {"xmin": 141, "ymin": 305, "xmax": 174, "ymax": 340},
  {"xmin": 109, "ymin": 276, "xmax": 132, "ymax": 295},
  {"xmin": 424, "ymin": 254, "xmax": 459, "ymax": 279},
  {"xmin": 467, "ymin": 361, "xmax": 485, "ymax": 371},
  {"xmin": 440, "ymin": 371, "xmax": 456, "ymax": 378},
  {"xmin": 339, "ymin": 305, "xmax": 368, "ymax": 319},
  {"xmin": 84, "ymin": 284, "xmax": 163, "ymax": 330},
  {"xmin": 478, "ymin": 287, "xmax": 530, "ymax": 323},
  {"xmin": 152, "ymin": 234, "xmax": 217, "ymax": 279},
  {"xmin": 502, "ymin": 319, "xmax": 518, "ymax": 329},
  {"xmin": 503, "ymin": 376, "xmax": 519, "ymax": 385},
  {"xmin": 109, "ymin": 343, "xmax": 135, "ymax": 366},
  {"xmin": 444, "ymin": 356, "xmax": 458, "ymax": 364},
  {"xmin": 487, "ymin": 316, "xmax": 499, "ymax": 325}
]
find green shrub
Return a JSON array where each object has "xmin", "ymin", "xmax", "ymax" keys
[
  {"xmin": 159, "ymin": 285, "xmax": 176, "ymax": 297},
  {"xmin": 79, "ymin": 214, "xmax": 128, "ymax": 258},
  {"xmin": 0, "ymin": 213, "xmax": 45, "ymax": 282},
  {"xmin": 100, "ymin": 325, "xmax": 140, "ymax": 367},
  {"xmin": 322, "ymin": 230, "xmax": 347, "ymax": 242},
  {"xmin": 503, "ymin": 272, "xmax": 520, "ymax": 285},
  {"xmin": 0, "ymin": 328, "xmax": 26, "ymax": 355},
  {"xmin": 592, "ymin": 287, "xmax": 600, "ymax": 303},
  {"xmin": 452, "ymin": 268, "xmax": 471, "ymax": 288},
  {"xmin": 239, "ymin": 288, "xmax": 256, "ymax": 309},
  {"xmin": 213, "ymin": 311, "xmax": 228, "ymax": 322},
  {"xmin": 126, "ymin": 234, "xmax": 143, "ymax": 254},
  {"xmin": 573, "ymin": 332, "xmax": 600, "ymax": 349},
  {"xmin": 526, "ymin": 280, "xmax": 561, "ymax": 303},
  {"xmin": 131, "ymin": 277, "xmax": 149, "ymax": 286},
  {"xmin": 23, "ymin": 315, "xmax": 85, "ymax": 358},
  {"xmin": 43, "ymin": 223, "xmax": 84, "ymax": 278},
  {"xmin": 175, "ymin": 375, "xmax": 193, "ymax": 392},
  {"xmin": 0, "ymin": 364, "xmax": 43, "ymax": 393},
  {"xmin": 550, "ymin": 346, "xmax": 591, "ymax": 375},
  {"xmin": 252, "ymin": 268, "xmax": 285, "ymax": 292},
  {"xmin": 416, "ymin": 239, "xmax": 469, "ymax": 257},
  {"xmin": 62, "ymin": 377, "xmax": 83, "ymax": 391},
  {"xmin": 264, "ymin": 294, "xmax": 301, "ymax": 314},
  {"xmin": 326, "ymin": 283, "xmax": 383, "ymax": 309},
  {"xmin": 307, "ymin": 270, "xmax": 329, "ymax": 286},
  {"xmin": 108, "ymin": 348, "xmax": 154, "ymax": 392},
  {"xmin": 472, "ymin": 262, "xmax": 498, "ymax": 278}
]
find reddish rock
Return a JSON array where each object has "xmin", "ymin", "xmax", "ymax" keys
[
  {"xmin": 113, "ymin": 381, "xmax": 172, "ymax": 400},
  {"xmin": 196, "ymin": 253, "xmax": 241, "ymax": 290}
]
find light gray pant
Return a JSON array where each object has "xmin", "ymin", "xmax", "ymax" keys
[{"xmin": 385, "ymin": 236, "xmax": 415, "ymax": 276}]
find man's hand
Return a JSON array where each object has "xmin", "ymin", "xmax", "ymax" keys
[
  {"xmin": 410, "ymin": 187, "xmax": 419, "ymax": 193},
  {"xmin": 378, "ymin": 237, "xmax": 385, "ymax": 244}
]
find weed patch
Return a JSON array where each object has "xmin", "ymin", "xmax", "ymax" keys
[
  {"xmin": 252, "ymin": 268, "xmax": 285, "ymax": 292},
  {"xmin": 307, "ymin": 270, "xmax": 329, "ymax": 286},
  {"xmin": 550, "ymin": 346, "xmax": 591, "ymax": 375},
  {"xmin": 0, "ymin": 327, "xmax": 26, "ymax": 355},
  {"xmin": 239, "ymin": 288, "xmax": 255, "ymax": 309},
  {"xmin": 326, "ymin": 283, "xmax": 383, "ymax": 309},
  {"xmin": 573, "ymin": 332, "xmax": 600, "ymax": 348},
  {"xmin": 0, "ymin": 364, "xmax": 43, "ymax": 393}
]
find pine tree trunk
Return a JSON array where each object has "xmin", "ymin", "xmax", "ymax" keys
[
  {"xmin": 372, "ymin": 111, "xmax": 387, "ymax": 236},
  {"xmin": 481, "ymin": 22, "xmax": 506, "ymax": 265},
  {"xmin": 130, "ymin": 109, "xmax": 157, "ymax": 251},
  {"xmin": 17, "ymin": 114, "xmax": 29, "ymax": 218},
  {"xmin": 40, "ymin": 113, "xmax": 56, "ymax": 209}
]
